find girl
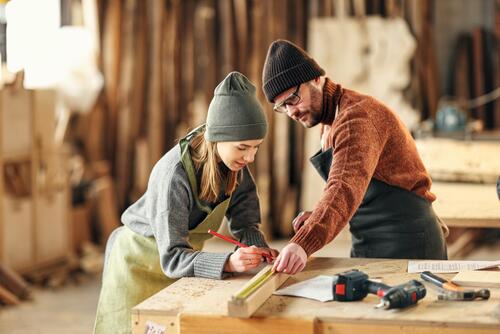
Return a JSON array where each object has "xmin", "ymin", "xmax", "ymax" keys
[{"xmin": 94, "ymin": 72, "xmax": 278, "ymax": 333}]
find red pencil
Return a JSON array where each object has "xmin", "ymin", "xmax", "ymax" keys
[{"xmin": 207, "ymin": 229, "xmax": 273, "ymax": 261}]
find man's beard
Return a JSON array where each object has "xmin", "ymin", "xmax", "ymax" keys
[{"xmin": 304, "ymin": 84, "xmax": 323, "ymax": 127}]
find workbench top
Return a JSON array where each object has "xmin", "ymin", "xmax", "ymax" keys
[
  {"xmin": 432, "ymin": 181, "xmax": 500, "ymax": 228},
  {"xmin": 132, "ymin": 257, "xmax": 500, "ymax": 334}
]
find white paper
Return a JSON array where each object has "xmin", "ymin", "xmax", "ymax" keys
[
  {"xmin": 273, "ymin": 275, "xmax": 334, "ymax": 302},
  {"xmin": 407, "ymin": 260, "xmax": 500, "ymax": 273}
]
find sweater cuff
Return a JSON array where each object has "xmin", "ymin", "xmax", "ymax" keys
[
  {"xmin": 239, "ymin": 229, "xmax": 269, "ymax": 248},
  {"xmin": 290, "ymin": 228, "xmax": 324, "ymax": 256},
  {"xmin": 193, "ymin": 252, "xmax": 232, "ymax": 279}
]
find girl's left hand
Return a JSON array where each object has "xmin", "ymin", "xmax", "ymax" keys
[{"xmin": 257, "ymin": 247, "xmax": 279, "ymax": 263}]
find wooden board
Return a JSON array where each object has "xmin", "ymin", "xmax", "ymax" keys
[
  {"xmin": 228, "ymin": 266, "xmax": 289, "ymax": 318},
  {"xmin": 179, "ymin": 313, "xmax": 315, "ymax": 334},
  {"xmin": 35, "ymin": 190, "xmax": 69, "ymax": 263},
  {"xmin": 431, "ymin": 182, "xmax": 500, "ymax": 228},
  {"xmin": 132, "ymin": 257, "xmax": 500, "ymax": 334},
  {"xmin": 1, "ymin": 88, "xmax": 32, "ymax": 157},
  {"xmin": 452, "ymin": 271, "xmax": 500, "ymax": 288},
  {"xmin": 2, "ymin": 196, "xmax": 34, "ymax": 270},
  {"xmin": 416, "ymin": 138, "xmax": 500, "ymax": 184}
]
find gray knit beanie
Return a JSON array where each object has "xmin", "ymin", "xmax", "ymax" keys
[
  {"xmin": 262, "ymin": 39, "xmax": 325, "ymax": 102},
  {"xmin": 205, "ymin": 71, "xmax": 267, "ymax": 142}
]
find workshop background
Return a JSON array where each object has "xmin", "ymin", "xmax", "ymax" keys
[{"xmin": 0, "ymin": 0, "xmax": 499, "ymax": 333}]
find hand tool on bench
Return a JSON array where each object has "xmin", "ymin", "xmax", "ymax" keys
[
  {"xmin": 420, "ymin": 271, "xmax": 490, "ymax": 301},
  {"xmin": 332, "ymin": 269, "xmax": 426, "ymax": 310}
]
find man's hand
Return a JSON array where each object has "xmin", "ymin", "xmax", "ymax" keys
[
  {"xmin": 272, "ymin": 243, "xmax": 307, "ymax": 275},
  {"xmin": 292, "ymin": 211, "xmax": 312, "ymax": 232}
]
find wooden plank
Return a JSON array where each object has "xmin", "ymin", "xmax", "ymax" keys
[
  {"xmin": 179, "ymin": 313, "xmax": 315, "ymax": 334},
  {"xmin": 0, "ymin": 263, "xmax": 31, "ymax": 300},
  {"xmin": 2, "ymin": 197, "xmax": 34, "ymax": 270},
  {"xmin": 32, "ymin": 90, "xmax": 56, "ymax": 154},
  {"xmin": 249, "ymin": 0, "xmax": 272, "ymax": 238},
  {"xmin": 0, "ymin": 283, "xmax": 20, "ymax": 305},
  {"xmin": 102, "ymin": 0, "xmax": 121, "ymax": 160},
  {"xmin": 219, "ymin": 0, "xmax": 237, "ymax": 75},
  {"xmin": 34, "ymin": 189, "xmax": 70, "ymax": 263},
  {"xmin": 416, "ymin": 138, "xmax": 500, "ymax": 183},
  {"xmin": 94, "ymin": 176, "xmax": 120, "ymax": 245},
  {"xmin": 115, "ymin": 0, "xmax": 136, "ymax": 208},
  {"xmin": 162, "ymin": 0, "xmax": 181, "ymax": 150},
  {"xmin": 228, "ymin": 266, "xmax": 289, "ymax": 318},
  {"xmin": 472, "ymin": 27, "xmax": 486, "ymax": 122},
  {"xmin": 452, "ymin": 271, "xmax": 500, "ymax": 288},
  {"xmin": 234, "ymin": 0, "xmax": 249, "ymax": 71},
  {"xmin": 195, "ymin": 2, "xmax": 217, "ymax": 113},
  {"xmin": 1, "ymin": 88, "xmax": 32, "ymax": 157},
  {"xmin": 432, "ymin": 182, "xmax": 500, "ymax": 228},
  {"xmin": 495, "ymin": 0, "xmax": 500, "ymax": 128},
  {"xmin": 181, "ymin": 0, "xmax": 196, "ymax": 127},
  {"xmin": 318, "ymin": 320, "xmax": 500, "ymax": 334},
  {"xmin": 147, "ymin": 0, "xmax": 165, "ymax": 165},
  {"xmin": 131, "ymin": 138, "xmax": 149, "ymax": 201}
]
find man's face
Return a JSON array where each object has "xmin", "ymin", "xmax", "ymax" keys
[{"xmin": 273, "ymin": 80, "xmax": 323, "ymax": 128}]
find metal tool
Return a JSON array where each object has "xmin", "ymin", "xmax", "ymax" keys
[
  {"xmin": 420, "ymin": 271, "xmax": 490, "ymax": 301},
  {"xmin": 332, "ymin": 269, "xmax": 426, "ymax": 310}
]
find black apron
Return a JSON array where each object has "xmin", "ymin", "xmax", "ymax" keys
[{"xmin": 310, "ymin": 148, "xmax": 447, "ymax": 260}]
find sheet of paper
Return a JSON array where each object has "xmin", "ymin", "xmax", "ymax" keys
[
  {"xmin": 273, "ymin": 275, "xmax": 334, "ymax": 302},
  {"xmin": 407, "ymin": 260, "xmax": 500, "ymax": 273}
]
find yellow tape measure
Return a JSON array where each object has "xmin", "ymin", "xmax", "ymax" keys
[{"xmin": 234, "ymin": 268, "xmax": 274, "ymax": 300}]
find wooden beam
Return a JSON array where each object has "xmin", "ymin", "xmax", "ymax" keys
[
  {"xmin": 0, "ymin": 263, "xmax": 31, "ymax": 300},
  {"xmin": 179, "ymin": 313, "xmax": 315, "ymax": 334},
  {"xmin": 228, "ymin": 266, "xmax": 289, "ymax": 318},
  {"xmin": 0, "ymin": 283, "xmax": 20, "ymax": 305}
]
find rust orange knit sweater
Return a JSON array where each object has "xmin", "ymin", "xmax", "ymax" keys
[{"xmin": 290, "ymin": 78, "xmax": 436, "ymax": 256}]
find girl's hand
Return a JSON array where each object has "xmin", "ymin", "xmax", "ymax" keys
[
  {"xmin": 258, "ymin": 247, "xmax": 279, "ymax": 263},
  {"xmin": 224, "ymin": 246, "xmax": 264, "ymax": 272}
]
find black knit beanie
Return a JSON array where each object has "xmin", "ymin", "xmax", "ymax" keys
[{"xmin": 262, "ymin": 39, "xmax": 325, "ymax": 102}]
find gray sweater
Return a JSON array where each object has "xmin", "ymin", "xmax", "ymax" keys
[{"xmin": 115, "ymin": 144, "xmax": 268, "ymax": 280}]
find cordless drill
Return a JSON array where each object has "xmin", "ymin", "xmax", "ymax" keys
[{"xmin": 332, "ymin": 269, "xmax": 426, "ymax": 310}]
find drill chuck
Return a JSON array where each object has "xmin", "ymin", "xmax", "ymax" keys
[{"xmin": 376, "ymin": 280, "xmax": 426, "ymax": 310}]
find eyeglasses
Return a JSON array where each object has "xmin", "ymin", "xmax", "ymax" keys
[{"xmin": 273, "ymin": 84, "xmax": 301, "ymax": 113}]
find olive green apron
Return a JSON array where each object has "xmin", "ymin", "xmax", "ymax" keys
[
  {"xmin": 310, "ymin": 147, "xmax": 447, "ymax": 260},
  {"xmin": 94, "ymin": 125, "xmax": 231, "ymax": 334}
]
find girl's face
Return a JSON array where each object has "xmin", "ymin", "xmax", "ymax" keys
[{"xmin": 216, "ymin": 139, "xmax": 263, "ymax": 171}]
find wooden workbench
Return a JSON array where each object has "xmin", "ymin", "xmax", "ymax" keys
[
  {"xmin": 431, "ymin": 181, "xmax": 500, "ymax": 228},
  {"xmin": 131, "ymin": 257, "xmax": 500, "ymax": 334}
]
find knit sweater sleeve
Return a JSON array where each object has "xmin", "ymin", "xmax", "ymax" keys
[
  {"xmin": 150, "ymin": 164, "xmax": 231, "ymax": 280},
  {"xmin": 225, "ymin": 167, "xmax": 269, "ymax": 248},
  {"xmin": 290, "ymin": 107, "xmax": 384, "ymax": 256}
]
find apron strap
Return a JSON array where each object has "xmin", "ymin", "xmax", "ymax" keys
[{"xmin": 179, "ymin": 124, "xmax": 213, "ymax": 214}]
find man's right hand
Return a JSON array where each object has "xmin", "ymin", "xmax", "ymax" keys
[{"xmin": 292, "ymin": 211, "xmax": 312, "ymax": 232}]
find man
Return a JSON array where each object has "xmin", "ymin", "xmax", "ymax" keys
[{"xmin": 262, "ymin": 39, "xmax": 447, "ymax": 275}]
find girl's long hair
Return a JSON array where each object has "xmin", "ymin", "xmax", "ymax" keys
[{"xmin": 189, "ymin": 129, "xmax": 238, "ymax": 203}]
